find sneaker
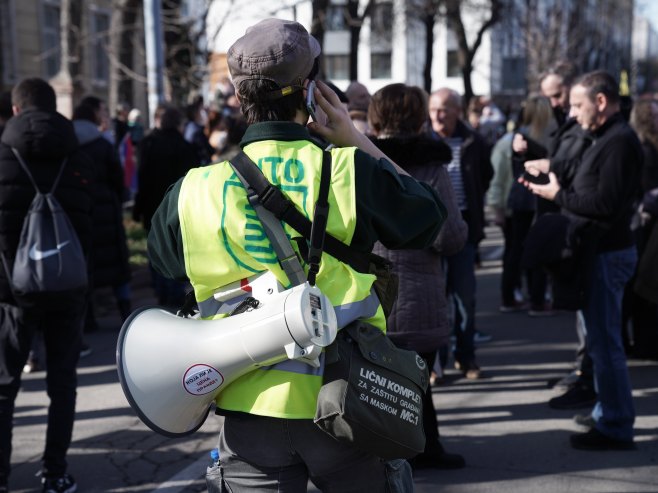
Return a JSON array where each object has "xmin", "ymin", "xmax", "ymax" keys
[
  {"xmin": 474, "ymin": 330, "xmax": 493, "ymax": 343},
  {"xmin": 23, "ymin": 357, "xmax": 42, "ymax": 374},
  {"xmin": 499, "ymin": 301, "xmax": 528, "ymax": 313},
  {"xmin": 79, "ymin": 344, "xmax": 92, "ymax": 359},
  {"xmin": 548, "ymin": 383, "xmax": 597, "ymax": 409},
  {"xmin": 548, "ymin": 370, "xmax": 581, "ymax": 389},
  {"xmin": 570, "ymin": 428, "xmax": 635, "ymax": 451},
  {"xmin": 42, "ymin": 473, "xmax": 77, "ymax": 493},
  {"xmin": 574, "ymin": 413, "xmax": 596, "ymax": 428},
  {"xmin": 528, "ymin": 302, "xmax": 556, "ymax": 317},
  {"xmin": 455, "ymin": 360, "xmax": 481, "ymax": 380}
]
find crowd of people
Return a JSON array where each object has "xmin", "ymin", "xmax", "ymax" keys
[{"xmin": 0, "ymin": 16, "xmax": 656, "ymax": 493}]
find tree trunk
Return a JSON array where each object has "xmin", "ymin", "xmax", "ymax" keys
[
  {"xmin": 310, "ymin": 0, "xmax": 330, "ymax": 79},
  {"xmin": 423, "ymin": 11, "xmax": 435, "ymax": 93},
  {"xmin": 109, "ymin": 0, "xmax": 141, "ymax": 111}
]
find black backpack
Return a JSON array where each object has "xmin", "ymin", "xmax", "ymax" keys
[{"xmin": 2, "ymin": 148, "xmax": 88, "ymax": 296}]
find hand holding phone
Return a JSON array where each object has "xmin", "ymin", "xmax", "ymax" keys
[{"xmin": 306, "ymin": 80, "xmax": 317, "ymax": 122}]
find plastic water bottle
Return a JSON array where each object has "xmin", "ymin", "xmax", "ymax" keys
[
  {"xmin": 206, "ymin": 448, "xmax": 222, "ymax": 493},
  {"xmin": 209, "ymin": 448, "xmax": 220, "ymax": 467}
]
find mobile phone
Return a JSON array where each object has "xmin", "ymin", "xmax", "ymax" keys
[
  {"xmin": 306, "ymin": 80, "xmax": 317, "ymax": 122},
  {"xmin": 522, "ymin": 170, "xmax": 550, "ymax": 185}
]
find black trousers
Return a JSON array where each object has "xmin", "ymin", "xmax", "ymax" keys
[
  {"xmin": 418, "ymin": 351, "xmax": 441, "ymax": 455},
  {"xmin": 0, "ymin": 295, "xmax": 84, "ymax": 484}
]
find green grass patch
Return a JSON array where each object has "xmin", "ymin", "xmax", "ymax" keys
[{"xmin": 124, "ymin": 216, "xmax": 149, "ymax": 266}]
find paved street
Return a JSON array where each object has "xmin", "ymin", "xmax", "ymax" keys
[{"xmin": 9, "ymin": 226, "xmax": 658, "ymax": 492}]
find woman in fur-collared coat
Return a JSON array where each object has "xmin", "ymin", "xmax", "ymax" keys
[{"xmin": 370, "ymin": 83, "xmax": 468, "ymax": 470}]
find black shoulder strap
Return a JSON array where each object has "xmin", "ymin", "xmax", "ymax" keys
[
  {"xmin": 229, "ymin": 151, "xmax": 371, "ymax": 274},
  {"xmin": 11, "ymin": 147, "xmax": 69, "ymax": 195}
]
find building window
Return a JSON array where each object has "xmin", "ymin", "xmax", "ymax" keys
[
  {"xmin": 325, "ymin": 54, "xmax": 349, "ymax": 80},
  {"xmin": 370, "ymin": 2, "xmax": 392, "ymax": 79},
  {"xmin": 42, "ymin": 1, "xmax": 61, "ymax": 78},
  {"xmin": 446, "ymin": 28, "xmax": 460, "ymax": 78},
  {"xmin": 326, "ymin": 5, "xmax": 347, "ymax": 31},
  {"xmin": 0, "ymin": 0, "xmax": 17, "ymax": 84},
  {"xmin": 90, "ymin": 9, "xmax": 110, "ymax": 84},
  {"xmin": 370, "ymin": 1, "xmax": 393, "ymax": 38},
  {"xmin": 501, "ymin": 57, "xmax": 526, "ymax": 90},
  {"xmin": 371, "ymin": 53, "xmax": 391, "ymax": 79}
]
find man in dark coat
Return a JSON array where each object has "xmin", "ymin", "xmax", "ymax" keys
[
  {"xmin": 0, "ymin": 92, "xmax": 11, "ymax": 137},
  {"xmin": 526, "ymin": 71, "xmax": 642, "ymax": 451},
  {"xmin": 133, "ymin": 106, "xmax": 197, "ymax": 306},
  {"xmin": 73, "ymin": 96, "xmax": 132, "ymax": 325},
  {"xmin": 428, "ymin": 88, "xmax": 494, "ymax": 380},
  {"xmin": 0, "ymin": 78, "xmax": 94, "ymax": 492}
]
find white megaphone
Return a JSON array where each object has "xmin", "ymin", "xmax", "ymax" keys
[{"xmin": 116, "ymin": 280, "xmax": 337, "ymax": 437}]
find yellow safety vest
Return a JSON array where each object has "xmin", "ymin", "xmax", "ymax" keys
[{"xmin": 178, "ymin": 139, "xmax": 385, "ymax": 418}]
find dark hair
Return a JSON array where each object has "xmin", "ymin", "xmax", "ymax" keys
[
  {"xmin": 540, "ymin": 61, "xmax": 579, "ymax": 88},
  {"xmin": 11, "ymin": 78, "xmax": 56, "ymax": 112},
  {"xmin": 236, "ymin": 79, "xmax": 304, "ymax": 124},
  {"xmin": 160, "ymin": 106, "xmax": 183, "ymax": 131},
  {"xmin": 630, "ymin": 98, "xmax": 658, "ymax": 150},
  {"xmin": 73, "ymin": 96, "xmax": 104, "ymax": 123},
  {"xmin": 226, "ymin": 114, "xmax": 248, "ymax": 145},
  {"xmin": 368, "ymin": 83, "xmax": 428, "ymax": 136},
  {"xmin": 0, "ymin": 91, "xmax": 12, "ymax": 120},
  {"xmin": 575, "ymin": 70, "xmax": 620, "ymax": 105},
  {"xmin": 324, "ymin": 81, "xmax": 348, "ymax": 104}
]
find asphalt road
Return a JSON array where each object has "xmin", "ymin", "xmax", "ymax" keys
[{"xmin": 9, "ymin": 227, "xmax": 658, "ymax": 492}]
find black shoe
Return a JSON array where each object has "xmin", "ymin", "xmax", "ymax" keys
[
  {"xmin": 42, "ymin": 473, "xmax": 77, "ymax": 493},
  {"xmin": 570, "ymin": 428, "xmax": 635, "ymax": 451},
  {"xmin": 549, "ymin": 383, "xmax": 596, "ymax": 409},
  {"xmin": 409, "ymin": 451, "xmax": 466, "ymax": 470},
  {"xmin": 547, "ymin": 370, "xmax": 580, "ymax": 389},
  {"xmin": 79, "ymin": 344, "xmax": 92, "ymax": 359},
  {"xmin": 573, "ymin": 413, "xmax": 596, "ymax": 428}
]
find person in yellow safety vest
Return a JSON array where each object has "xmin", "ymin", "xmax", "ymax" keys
[{"xmin": 147, "ymin": 18, "xmax": 447, "ymax": 493}]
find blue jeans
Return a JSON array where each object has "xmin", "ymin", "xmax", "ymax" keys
[
  {"xmin": 585, "ymin": 247, "xmax": 637, "ymax": 442},
  {"xmin": 445, "ymin": 241, "xmax": 477, "ymax": 364}
]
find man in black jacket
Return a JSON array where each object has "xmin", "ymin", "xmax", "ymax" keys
[
  {"xmin": 133, "ymin": 105, "xmax": 197, "ymax": 307},
  {"xmin": 525, "ymin": 71, "xmax": 642, "ymax": 451},
  {"xmin": 0, "ymin": 78, "xmax": 94, "ymax": 492},
  {"xmin": 428, "ymin": 88, "xmax": 493, "ymax": 380}
]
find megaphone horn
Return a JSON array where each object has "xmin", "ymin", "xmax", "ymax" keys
[{"xmin": 116, "ymin": 283, "xmax": 337, "ymax": 437}]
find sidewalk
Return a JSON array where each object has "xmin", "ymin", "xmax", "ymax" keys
[
  {"xmin": 10, "ymin": 227, "xmax": 658, "ymax": 492},
  {"xmin": 412, "ymin": 229, "xmax": 658, "ymax": 492}
]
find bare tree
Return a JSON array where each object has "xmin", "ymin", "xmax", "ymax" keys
[
  {"xmin": 310, "ymin": 0, "xmax": 330, "ymax": 78},
  {"xmin": 346, "ymin": 0, "xmax": 376, "ymax": 81},
  {"xmin": 109, "ymin": 0, "xmax": 145, "ymax": 112},
  {"xmin": 508, "ymin": 0, "xmax": 633, "ymax": 92},
  {"xmin": 444, "ymin": 0, "xmax": 503, "ymax": 109}
]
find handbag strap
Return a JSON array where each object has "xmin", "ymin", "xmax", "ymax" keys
[
  {"xmin": 229, "ymin": 150, "xmax": 332, "ymax": 286},
  {"xmin": 229, "ymin": 151, "xmax": 371, "ymax": 274}
]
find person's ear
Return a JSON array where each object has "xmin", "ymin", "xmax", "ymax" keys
[
  {"xmin": 12, "ymin": 105, "xmax": 20, "ymax": 116},
  {"xmin": 595, "ymin": 93, "xmax": 607, "ymax": 112}
]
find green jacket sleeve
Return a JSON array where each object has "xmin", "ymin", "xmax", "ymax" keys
[{"xmin": 147, "ymin": 179, "xmax": 188, "ymax": 280}]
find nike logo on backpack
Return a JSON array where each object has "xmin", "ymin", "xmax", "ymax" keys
[{"xmin": 29, "ymin": 241, "xmax": 71, "ymax": 261}]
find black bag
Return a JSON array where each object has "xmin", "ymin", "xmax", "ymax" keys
[
  {"xmin": 314, "ymin": 322, "xmax": 429, "ymax": 459},
  {"xmin": 3, "ymin": 149, "xmax": 87, "ymax": 298},
  {"xmin": 368, "ymin": 253, "xmax": 398, "ymax": 318}
]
